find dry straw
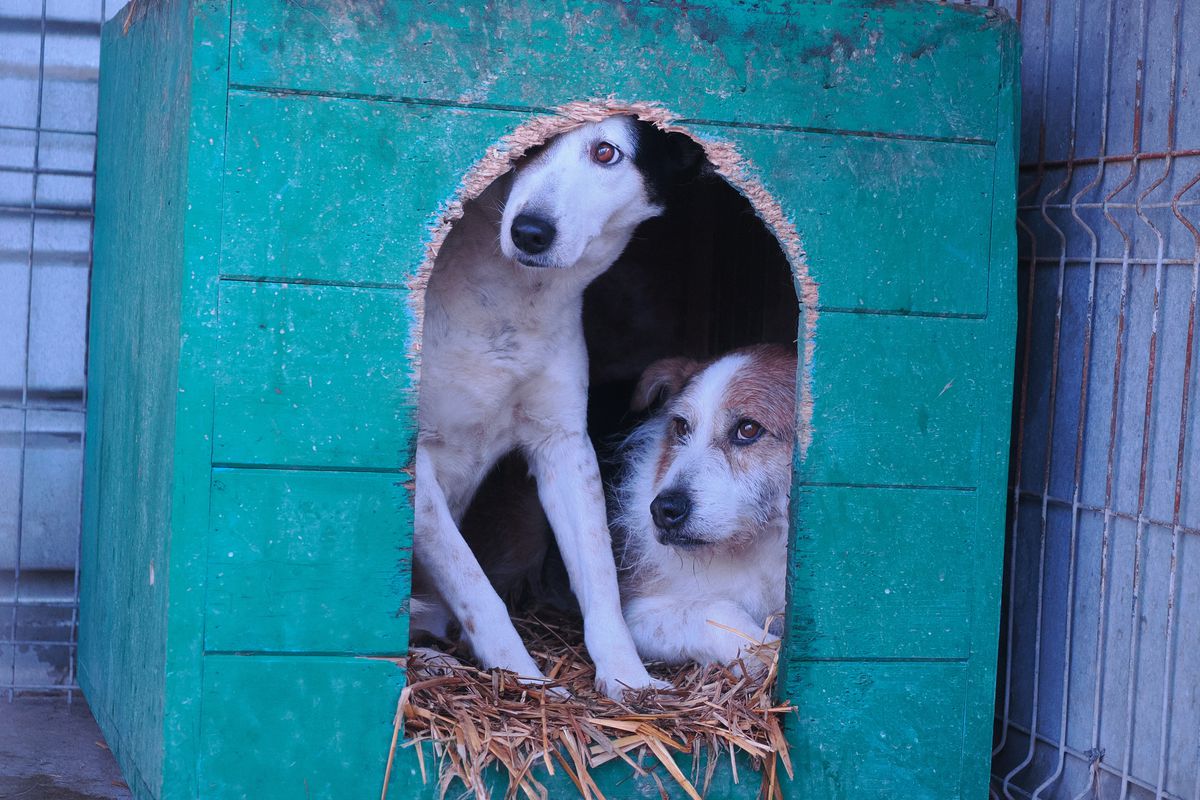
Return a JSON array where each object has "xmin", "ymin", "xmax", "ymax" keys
[{"xmin": 384, "ymin": 612, "xmax": 794, "ymax": 800}]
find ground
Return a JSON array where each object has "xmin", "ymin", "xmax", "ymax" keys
[{"xmin": 0, "ymin": 696, "xmax": 130, "ymax": 800}]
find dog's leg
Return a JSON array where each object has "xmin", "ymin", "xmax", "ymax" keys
[
  {"xmin": 414, "ymin": 447, "xmax": 548, "ymax": 683},
  {"xmin": 525, "ymin": 431, "xmax": 668, "ymax": 699},
  {"xmin": 624, "ymin": 595, "xmax": 779, "ymax": 671}
]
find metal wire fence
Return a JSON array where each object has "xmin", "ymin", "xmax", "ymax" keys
[
  {"xmin": 987, "ymin": 0, "xmax": 1200, "ymax": 797},
  {"xmin": 0, "ymin": 0, "xmax": 109, "ymax": 700}
]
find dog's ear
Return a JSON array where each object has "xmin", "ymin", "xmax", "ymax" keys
[
  {"xmin": 658, "ymin": 128, "xmax": 707, "ymax": 182},
  {"xmin": 631, "ymin": 357, "xmax": 703, "ymax": 412},
  {"xmin": 633, "ymin": 121, "xmax": 708, "ymax": 203}
]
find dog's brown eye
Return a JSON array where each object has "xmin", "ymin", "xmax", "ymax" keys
[
  {"xmin": 735, "ymin": 419, "xmax": 764, "ymax": 442},
  {"xmin": 670, "ymin": 416, "xmax": 690, "ymax": 440},
  {"xmin": 592, "ymin": 141, "xmax": 621, "ymax": 165}
]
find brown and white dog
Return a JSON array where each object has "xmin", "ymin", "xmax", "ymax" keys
[{"xmin": 611, "ymin": 344, "xmax": 797, "ymax": 667}]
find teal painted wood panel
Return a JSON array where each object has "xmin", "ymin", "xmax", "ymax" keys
[
  {"xmin": 730, "ymin": 129, "xmax": 996, "ymax": 315},
  {"xmin": 81, "ymin": 0, "xmax": 199, "ymax": 795},
  {"xmin": 213, "ymin": 280, "xmax": 414, "ymax": 469},
  {"xmin": 790, "ymin": 486, "xmax": 976, "ymax": 660},
  {"xmin": 229, "ymin": 0, "xmax": 1005, "ymax": 143},
  {"xmin": 158, "ymin": 3, "xmax": 235, "ymax": 795},
  {"xmin": 780, "ymin": 12, "xmax": 1018, "ymax": 796},
  {"xmin": 783, "ymin": 662, "xmax": 969, "ymax": 798},
  {"xmin": 220, "ymin": 109, "xmax": 998, "ymax": 313},
  {"xmin": 955, "ymin": 37, "xmax": 1020, "ymax": 795},
  {"xmin": 199, "ymin": 655, "xmax": 406, "ymax": 799},
  {"xmin": 222, "ymin": 92, "xmax": 528, "ymax": 284},
  {"xmin": 804, "ymin": 312, "xmax": 994, "ymax": 488},
  {"xmin": 205, "ymin": 469, "xmax": 411, "ymax": 654}
]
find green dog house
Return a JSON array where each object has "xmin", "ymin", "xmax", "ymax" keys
[{"xmin": 81, "ymin": 1, "xmax": 1018, "ymax": 797}]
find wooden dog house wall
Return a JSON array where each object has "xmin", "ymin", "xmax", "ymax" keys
[{"xmin": 80, "ymin": 1, "xmax": 1018, "ymax": 798}]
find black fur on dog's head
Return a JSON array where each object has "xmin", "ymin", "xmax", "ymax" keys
[{"xmin": 632, "ymin": 121, "xmax": 709, "ymax": 206}]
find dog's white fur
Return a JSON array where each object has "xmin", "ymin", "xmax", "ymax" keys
[
  {"xmin": 413, "ymin": 116, "xmax": 686, "ymax": 698},
  {"xmin": 613, "ymin": 345, "xmax": 797, "ymax": 667}
]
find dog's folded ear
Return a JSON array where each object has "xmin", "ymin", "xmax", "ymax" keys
[
  {"xmin": 631, "ymin": 356, "xmax": 703, "ymax": 412},
  {"xmin": 633, "ymin": 121, "xmax": 709, "ymax": 203},
  {"xmin": 660, "ymin": 128, "xmax": 708, "ymax": 181}
]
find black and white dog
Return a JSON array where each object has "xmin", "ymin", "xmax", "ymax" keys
[
  {"xmin": 412, "ymin": 116, "xmax": 703, "ymax": 698},
  {"xmin": 612, "ymin": 345, "xmax": 797, "ymax": 668}
]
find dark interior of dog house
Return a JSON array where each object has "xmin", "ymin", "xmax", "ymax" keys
[{"xmin": 585, "ymin": 171, "xmax": 799, "ymax": 439}]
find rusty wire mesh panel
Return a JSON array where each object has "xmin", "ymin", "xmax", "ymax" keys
[
  {"xmin": 987, "ymin": 0, "xmax": 1200, "ymax": 797},
  {"xmin": 0, "ymin": 0, "xmax": 110, "ymax": 699}
]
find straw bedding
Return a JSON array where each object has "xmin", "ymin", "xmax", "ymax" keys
[{"xmin": 385, "ymin": 611, "xmax": 794, "ymax": 800}]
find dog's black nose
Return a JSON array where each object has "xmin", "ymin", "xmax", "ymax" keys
[
  {"xmin": 511, "ymin": 213, "xmax": 556, "ymax": 255},
  {"xmin": 650, "ymin": 489, "xmax": 691, "ymax": 531}
]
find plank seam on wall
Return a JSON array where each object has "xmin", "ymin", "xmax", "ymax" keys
[
  {"xmin": 210, "ymin": 284, "xmax": 993, "ymax": 321},
  {"xmin": 227, "ymin": 84, "xmax": 547, "ymax": 117},
  {"xmin": 982, "ymin": 146, "xmax": 1001, "ymax": 321},
  {"xmin": 681, "ymin": 118, "xmax": 995, "ymax": 147},
  {"xmin": 218, "ymin": 274, "xmax": 411, "ymax": 291},
  {"xmin": 793, "ymin": 657, "xmax": 971, "ymax": 663},
  {"xmin": 211, "ymin": 463, "xmax": 406, "ymax": 475},
  {"xmin": 801, "ymin": 482, "xmax": 978, "ymax": 492},
  {"xmin": 211, "ymin": 280, "xmax": 993, "ymax": 319},
  {"xmin": 202, "ymin": 650, "xmax": 402, "ymax": 658},
  {"xmin": 819, "ymin": 307, "xmax": 988, "ymax": 321},
  {"xmin": 223, "ymin": 86, "xmax": 998, "ymax": 147}
]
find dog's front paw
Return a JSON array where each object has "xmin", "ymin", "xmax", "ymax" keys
[
  {"xmin": 729, "ymin": 654, "xmax": 772, "ymax": 681},
  {"xmin": 512, "ymin": 674, "xmax": 572, "ymax": 700},
  {"xmin": 595, "ymin": 666, "xmax": 671, "ymax": 701},
  {"xmin": 642, "ymin": 676, "xmax": 674, "ymax": 693},
  {"xmin": 500, "ymin": 667, "xmax": 573, "ymax": 700},
  {"xmin": 407, "ymin": 646, "xmax": 467, "ymax": 676},
  {"xmin": 727, "ymin": 635, "xmax": 780, "ymax": 681}
]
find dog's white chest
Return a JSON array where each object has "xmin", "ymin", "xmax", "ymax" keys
[{"xmin": 675, "ymin": 541, "xmax": 785, "ymax": 623}]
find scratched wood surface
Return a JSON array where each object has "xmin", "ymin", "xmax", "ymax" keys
[
  {"xmin": 78, "ymin": 1, "xmax": 195, "ymax": 796},
  {"xmin": 229, "ymin": 0, "xmax": 1004, "ymax": 142},
  {"xmin": 735, "ymin": 130, "xmax": 998, "ymax": 316},
  {"xmin": 204, "ymin": 469, "xmax": 412, "ymax": 654},
  {"xmin": 221, "ymin": 93, "xmax": 528, "ymax": 286},
  {"xmin": 84, "ymin": 0, "xmax": 1018, "ymax": 797},
  {"xmin": 213, "ymin": 281, "xmax": 415, "ymax": 468}
]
